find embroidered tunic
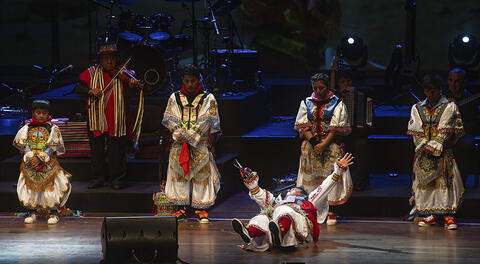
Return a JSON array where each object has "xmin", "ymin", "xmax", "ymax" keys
[
  {"xmin": 294, "ymin": 93, "xmax": 352, "ymax": 211},
  {"xmin": 13, "ymin": 122, "xmax": 72, "ymax": 209},
  {"xmin": 407, "ymin": 97, "xmax": 465, "ymax": 216},
  {"xmin": 162, "ymin": 91, "xmax": 221, "ymax": 209}
]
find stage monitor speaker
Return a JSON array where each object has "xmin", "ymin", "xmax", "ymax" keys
[{"xmin": 101, "ymin": 216, "xmax": 178, "ymax": 264}]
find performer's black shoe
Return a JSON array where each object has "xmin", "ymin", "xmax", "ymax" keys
[
  {"xmin": 111, "ymin": 183, "xmax": 123, "ymax": 190},
  {"xmin": 232, "ymin": 218, "xmax": 251, "ymax": 243},
  {"xmin": 87, "ymin": 180, "xmax": 105, "ymax": 189},
  {"xmin": 269, "ymin": 221, "xmax": 281, "ymax": 248}
]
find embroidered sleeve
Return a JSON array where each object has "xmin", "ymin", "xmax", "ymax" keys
[
  {"xmin": 196, "ymin": 94, "xmax": 221, "ymax": 134},
  {"xmin": 162, "ymin": 94, "xmax": 183, "ymax": 135},
  {"xmin": 46, "ymin": 125, "xmax": 66, "ymax": 156},
  {"xmin": 249, "ymin": 187, "xmax": 275, "ymax": 209},
  {"xmin": 425, "ymin": 102, "xmax": 465, "ymax": 156},
  {"xmin": 12, "ymin": 125, "xmax": 30, "ymax": 153},
  {"xmin": 308, "ymin": 169, "xmax": 343, "ymax": 207},
  {"xmin": 407, "ymin": 105, "xmax": 428, "ymax": 152},
  {"xmin": 294, "ymin": 100, "xmax": 312, "ymax": 138},
  {"xmin": 328, "ymin": 101, "xmax": 351, "ymax": 136}
]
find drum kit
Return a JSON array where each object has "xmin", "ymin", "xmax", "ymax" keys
[
  {"xmin": 90, "ymin": 0, "xmax": 242, "ymax": 95},
  {"xmin": 90, "ymin": 0, "xmax": 198, "ymax": 94}
]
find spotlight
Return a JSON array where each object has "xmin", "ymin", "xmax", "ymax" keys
[
  {"xmin": 449, "ymin": 33, "xmax": 480, "ymax": 69},
  {"xmin": 337, "ymin": 34, "xmax": 368, "ymax": 68}
]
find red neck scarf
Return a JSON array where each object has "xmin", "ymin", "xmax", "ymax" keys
[
  {"xmin": 28, "ymin": 116, "xmax": 52, "ymax": 125},
  {"xmin": 311, "ymin": 91, "xmax": 334, "ymax": 102},
  {"xmin": 180, "ymin": 83, "xmax": 203, "ymax": 97}
]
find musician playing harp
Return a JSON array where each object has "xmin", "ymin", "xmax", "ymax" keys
[{"xmin": 294, "ymin": 72, "xmax": 352, "ymax": 226}]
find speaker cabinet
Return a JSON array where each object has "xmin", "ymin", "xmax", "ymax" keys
[{"xmin": 101, "ymin": 216, "xmax": 178, "ymax": 264}]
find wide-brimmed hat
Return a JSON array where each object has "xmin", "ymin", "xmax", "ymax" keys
[{"xmin": 97, "ymin": 42, "xmax": 119, "ymax": 55}]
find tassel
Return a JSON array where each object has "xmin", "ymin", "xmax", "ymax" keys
[{"xmin": 179, "ymin": 141, "xmax": 190, "ymax": 176}]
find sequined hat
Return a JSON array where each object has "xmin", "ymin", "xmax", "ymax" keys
[{"xmin": 97, "ymin": 42, "xmax": 118, "ymax": 55}]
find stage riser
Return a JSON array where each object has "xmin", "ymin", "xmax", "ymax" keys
[
  {"xmin": 32, "ymin": 86, "xmax": 269, "ymax": 136},
  {"xmin": 6, "ymin": 136, "xmax": 472, "ymax": 182},
  {"xmin": 0, "ymin": 135, "xmax": 16, "ymax": 162},
  {"xmin": 218, "ymin": 136, "xmax": 417, "ymax": 180},
  {"xmin": 218, "ymin": 136, "xmax": 301, "ymax": 188},
  {"xmin": 1, "ymin": 153, "xmax": 238, "ymax": 182},
  {"xmin": 2, "ymin": 191, "xmax": 479, "ymax": 218}
]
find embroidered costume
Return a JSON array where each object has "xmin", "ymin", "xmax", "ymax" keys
[
  {"xmin": 233, "ymin": 162, "xmax": 348, "ymax": 251},
  {"xmin": 162, "ymin": 88, "xmax": 221, "ymax": 209},
  {"xmin": 407, "ymin": 97, "xmax": 465, "ymax": 217},
  {"xmin": 13, "ymin": 120, "xmax": 72, "ymax": 210},
  {"xmin": 294, "ymin": 92, "xmax": 352, "ymax": 219}
]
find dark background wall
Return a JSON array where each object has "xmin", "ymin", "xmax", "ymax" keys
[{"xmin": 0, "ymin": 0, "xmax": 479, "ymax": 71}]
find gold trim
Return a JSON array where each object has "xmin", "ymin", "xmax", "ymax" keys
[{"xmin": 250, "ymin": 186, "xmax": 260, "ymax": 195}]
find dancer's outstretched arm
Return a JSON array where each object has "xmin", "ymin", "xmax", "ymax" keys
[
  {"xmin": 238, "ymin": 166, "xmax": 275, "ymax": 209},
  {"xmin": 309, "ymin": 153, "xmax": 354, "ymax": 207}
]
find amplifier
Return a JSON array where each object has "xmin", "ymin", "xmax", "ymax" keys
[{"xmin": 210, "ymin": 49, "xmax": 259, "ymax": 88}]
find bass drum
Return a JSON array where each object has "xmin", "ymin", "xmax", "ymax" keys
[{"xmin": 123, "ymin": 45, "xmax": 167, "ymax": 95}]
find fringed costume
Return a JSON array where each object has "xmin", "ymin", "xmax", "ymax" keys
[
  {"xmin": 294, "ymin": 91, "xmax": 352, "ymax": 219},
  {"xmin": 407, "ymin": 97, "xmax": 465, "ymax": 217},
  {"xmin": 13, "ymin": 119, "xmax": 72, "ymax": 210},
  {"xmin": 162, "ymin": 86, "xmax": 221, "ymax": 209}
]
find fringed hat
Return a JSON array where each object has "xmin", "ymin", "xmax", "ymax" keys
[{"xmin": 97, "ymin": 42, "xmax": 118, "ymax": 55}]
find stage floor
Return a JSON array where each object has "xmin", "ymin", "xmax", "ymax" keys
[{"xmin": 1, "ymin": 214, "xmax": 480, "ymax": 264}]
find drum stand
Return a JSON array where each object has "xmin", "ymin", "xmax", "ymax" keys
[{"xmin": 0, "ymin": 83, "xmax": 30, "ymax": 126}]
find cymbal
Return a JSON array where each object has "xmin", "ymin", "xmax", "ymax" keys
[
  {"xmin": 90, "ymin": 0, "xmax": 136, "ymax": 8},
  {"xmin": 149, "ymin": 31, "xmax": 170, "ymax": 41}
]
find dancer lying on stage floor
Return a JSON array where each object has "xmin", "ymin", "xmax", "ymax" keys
[
  {"xmin": 232, "ymin": 153, "xmax": 354, "ymax": 251},
  {"xmin": 12, "ymin": 100, "xmax": 72, "ymax": 225}
]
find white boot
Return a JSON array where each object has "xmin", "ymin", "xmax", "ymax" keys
[
  {"xmin": 326, "ymin": 212, "xmax": 337, "ymax": 226},
  {"xmin": 24, "ymin": 213, "xmax": 36, "ymax": 224},
  {"xmin": 47, "ymin": 215, "xmax": 59, "ymax": 225}
]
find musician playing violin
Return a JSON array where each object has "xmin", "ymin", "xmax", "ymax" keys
[{"xmin": 78, "ymin": 42, "xmax": 143, "ymax": 190}]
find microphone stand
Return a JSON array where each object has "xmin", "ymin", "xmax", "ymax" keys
[
  {"xmin": 1, "ymin": 82, "xmax": 29, "ymax": 126},
  {"xmin": 33, "ymin": 64, "xmax": 74, "ymax": 90}
]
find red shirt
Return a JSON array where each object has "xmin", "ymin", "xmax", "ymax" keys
[{"xmin": 79, "ymin": 66, "xmax": 119, "ymax": 137}]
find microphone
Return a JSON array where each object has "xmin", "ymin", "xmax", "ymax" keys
[
  {"xmin": 1, "ymin": 83, "xmax": 23, "ymax": 93},
  {"xmin": 1, "ymin": 83, "xmax": 14, "ymax": 91},
  {"xmin": 33, "ymin": 65, "xmax": 48, "ymax": 72},
  {"xmin": 59, "ymin": 64, "xmax": 74, "ymax": 73}
]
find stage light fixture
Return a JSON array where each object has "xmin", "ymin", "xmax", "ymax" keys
[
  {"xmin": 337, "ymin": 34, "xmax": 368, "ymax": 68},
  {"xmin": 449, "ymin": 33, "xmax": 480, "ymax": 70}
]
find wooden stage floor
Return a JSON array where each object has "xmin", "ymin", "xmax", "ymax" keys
[{"xmin": 1, "ymin": 215, "xmax": 480, "ymax": 264}]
